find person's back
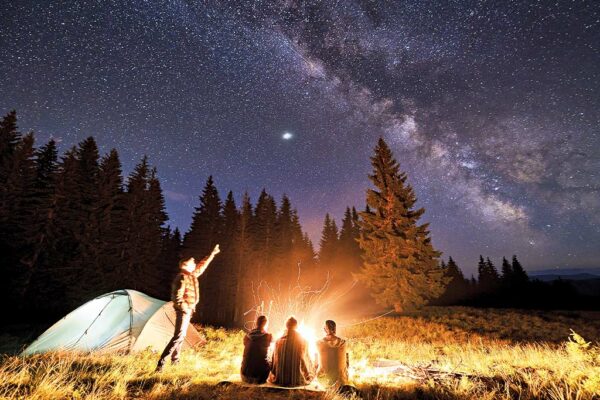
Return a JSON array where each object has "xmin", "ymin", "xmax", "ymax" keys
[
  {"xmin": 316, "ymin": 320, "xmax": 349, "ymax": 387},
  {"xmin": 268, "ymin": 317, "xmax": 314, "ymax": 387},
  {"xmin": 241, "ymin": 316, "xmax": 272, "ymax": 384}
]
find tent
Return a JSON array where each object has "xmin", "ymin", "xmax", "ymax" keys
[{"xmin": 22, "ymin": 289, "xmax": 204, "ymax": 355}]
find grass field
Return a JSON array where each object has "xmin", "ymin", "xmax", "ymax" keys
[{"xmin": 1, "ymin": 307, "xmax": 599, "ymax": 399}]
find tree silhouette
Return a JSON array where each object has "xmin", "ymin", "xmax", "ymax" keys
[{"xmin": 357, "ymin": 138, "xmax": 445, "ymax": 311}]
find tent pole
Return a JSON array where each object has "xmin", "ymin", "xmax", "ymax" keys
[
  {"xmin": 73, "ymin": 294, "xmax": 117, "ymax": 348},
  {"xmin": 127, "ymin": 292, "xmax": 134, "ymax": 352}
]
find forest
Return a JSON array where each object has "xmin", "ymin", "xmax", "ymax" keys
[{"xmin": 1, "ymin": 110, "xmax": 597, "ymax": 328}]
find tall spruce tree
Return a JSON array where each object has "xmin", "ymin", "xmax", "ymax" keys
[
  {"xmin": 319, "ymin": 213, "xmax": 339, "ymax": 269},
  {"xmin": 511, "ymin": 255, "xmax": 529, "ymax": 286},
  {"xmin": 22, "ymin": 140, "xmax": 59, "ymax": 310},
  {"xmin": 357, "ymin": 138, "xmax": 444, "ymax": 311},
  {"xmin": 339, "ymin": 208, "xmax": 353, "ymax": 244},
  {"xmin": 437, "ymin": 257, "xmax": 469, "ymax": 305},
  {"xmin": 0, "ymin": 129, "xmax": 37, "ymax": 311},
  {"xmin": 0, "ymin": 110, "xmax": 20, "ymax": 190},
  {"xmin": 122, "ymin": 157, "xmax": 153, "ymax": 292},
  {"xmin": 477, "ymin": 256, "xmax": 500, "ymax": 296},
  {"xmin": 158, "ymin": 227, "xmax": 182, "ymax": 299},
  {"xmin": 96, "ymin": 149, "xmax": 127, "ymax": 291},
  {"xmin": 219, "ymin": 191, "xmax": 239, "ymax": 325},
  {"xmin": 338, "ymin": 207, "xmax": 362, "ymax": 278},
  {"xmin": 232, "ymin": 192, "xmax": 253, "ymax": 325},
  {"xmin": 142, "ymin": 168, "xmax": 169, "ymax": 297},
  {"xmin": 290, "ymin": 209, "xmax": 315, "ymax": 281},
  {"xmin": 274, "ymin": 195, "xmax": 294, "ymax": 281},
  {"xmin": 183, "ymin": 176, "xmax": 223, "ymax": 323},
  {"xmin": 501, "ymin": 257, "xmax": 513, "ymax": 285},
  {"xmin": 252, "ymin": 189, "xmax": 277, "ymax": 280},
  {"xmin": 45, "ymin": 148, "xmax": 81, "ymax": 313}
]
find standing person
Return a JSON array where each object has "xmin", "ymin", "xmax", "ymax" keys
[
  {"xmin": 155, "ymin": 244, "xmax": 221, "ymax": 372},
  {"xmin": 315, "ymin": 320, "xmax": 349, "ymax": 387},
  {"xmin": 268, "ymin": 316, "xmax": 314, "ymax": 387},
  {"xmin": 241, "ymin": 315, "xmax": 273, "ymax": 384}
]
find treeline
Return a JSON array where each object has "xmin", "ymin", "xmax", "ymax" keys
[
  {"xmin": 4, "ymin": 109, "xmax": 597, "ymax": 325},
  {"xmin": 0, "ymin": 110, "xmax": 177, "ymax": 319},
  {"xmin": 316, "ymin": 209, "xmax": 362, "ymax": 283},
  {"xmin": 181, "ymin": 178, "xmax": 317, "ymax": 327},
  {"xmin": 436, "ymin": 256, "xmax": 600, "ymax": 310},
  {"xmin": 0, "ymin": 110, "xmax": 362, "ymax": 326}
]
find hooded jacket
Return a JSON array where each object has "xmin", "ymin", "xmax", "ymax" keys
[
  {"xmin": 241, "ymin": 329, "xmax": 273, "ymax": 383},
  {"xmin": 171, "ymin": 256, "xmax": 208, "ymax": 313},
  {"xmin": 316, "ymin": 335, "xmax": 349, "ymax": 386}
]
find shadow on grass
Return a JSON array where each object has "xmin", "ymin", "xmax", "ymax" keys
[
  {"xmin": 146, "ymin": 382, "xmax": 477, "ymax": 400},
  {"xmin": 150, "ymin": 383, "xmax": 326, "ymax": 400}
]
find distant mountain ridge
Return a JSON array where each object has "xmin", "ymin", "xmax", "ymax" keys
[
  {"xmin": 528, "ymin": 268, "xmax": 600, "ymax": 297},
  {"xmin": 529, "ymin": 267, "xmax": 600, "ymax": 279},
  {"xmin": 531, "ymin": 273, "xmax": 600, "ymax": 282}
]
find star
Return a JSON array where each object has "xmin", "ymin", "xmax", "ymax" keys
[{"xmin": 1, "ymin": 1, "xmax": 598, "ymax": 274}]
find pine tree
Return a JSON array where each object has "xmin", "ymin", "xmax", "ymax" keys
[
  {"xmin": 339, "ymin": 208, "xmax": 354, "ymax": 248},
  {"xmin": 183, "ymin": 176, "xmax": 223, "ymax": 323},
  {"xmin": 158, "ymin": 227, "xmax": 182, "ymax": 299},
  {"xmin": 437, "ymin": 257, "xmax": 469, "ymax": 305},
  {"xmin": 319, "ymin": 213, "xmax": 339, "ymax": 270},
  {"xmin": 121, "ymin": 156, "xmax": 151, "ymax": 291},
  {"xmin": 477, "ymin": 256, "xmax": 486, "ymax": 288},
  {"xmin": 274, "ymin": 195, "xmax": 294, "ymax": 281},
  {"xmin": 338, "ymin": 207, "xmax": 362, "ymax": 278},
  {"xmin": 219, "ymin": 191, "xmax": 239, "ymax": 325},
  {"xmin": 46, "ymin": 148, "xmax": 81, "ymax": 313},
  {"xmin": 142, "ymin": 168, "xmax": 169, "ymax": 297},
  {"xmin": 252, "ymin": 189, "xmax": 277, "ymax": 279},
  {"xmin": 276, "ymin": 196, "xmax": 294, "ymax": 252},
  {"xmin": 0, "ymin": 129, "xmax": 37, "ymax": 312},
  {"xmin": 22, "ymin": 140, "xmax": 60, "ymax": 310},
  {"xmin": 511, "ymin": 255, "xmax": 529, "ymax": 286},
  {"xmin": 232, "ymin": 192, "xmax": 253, "ymax": 326},
  {"xmin": 46, "ymin": 138, "xmax": 100, "ymax": 306},
  {"xmin": 0, "ymin": 110, "xmax": 20, "ymax": 189},
  {"xmin": 477, "ymin": 256, "xmax": 500, "ymax": 298},
  {"xmin": 290, "ymin": 209, "xmax": 315, "ymax": 282},
  {"xmin": 357, "ymin": 138, "xmax": 445, "ymax": 311},
  {"xmin": 96, "ymin": 149, "xmax": 126, "ymax": 291},
  {"xmin": 70, "ymin": 137, "xmax": 104, "ymax": 304},
  {"xmin": 501, "ymin": 257, "xmax": 513, "ymax": 285},
  {"xmin": 486, "ymin": 257, "xmax": 500, "ymax": 286}
]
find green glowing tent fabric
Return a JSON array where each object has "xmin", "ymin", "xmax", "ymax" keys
[{"xmin": 22, "ymin": 290, "xmax": 203, "ymax": 355}]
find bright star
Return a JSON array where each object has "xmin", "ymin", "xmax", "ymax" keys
[{"xmin": 282, "ymin": 132, "xmax": 293, "ymax": 140}]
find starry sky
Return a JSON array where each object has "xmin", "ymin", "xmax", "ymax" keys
[{"xmin": 1, "ymin": 0, "xmax": 599, "ymax": 274}]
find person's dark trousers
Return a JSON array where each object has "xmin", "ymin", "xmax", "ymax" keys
[{"xmin": 156, "ymin": 309, "xmax": 192, "ymax": 370}]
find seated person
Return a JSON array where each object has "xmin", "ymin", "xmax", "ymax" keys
[
  {"xmin": 241, "ymin": 315, "xmax": 273, "ymax": 384},
  {"xmin": 268, "ymin": 316, "xmax": 314, "ymax": 387},
  {"xmin": 316, "ymin": 320, "xmax": 349, "ymax": 387}
]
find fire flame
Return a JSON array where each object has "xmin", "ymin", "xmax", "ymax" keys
[
  {"xmin": 297, "ymin": 322, "xmax": 319, "ymax": 361},
  {"xmin": 272, "ymin": 321, "xmax": 319, "ymax": 363}
]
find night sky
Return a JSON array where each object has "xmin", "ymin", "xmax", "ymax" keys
[{"xmin": 1, "ymin": 1, "xmax": 599, "ymax": 274}]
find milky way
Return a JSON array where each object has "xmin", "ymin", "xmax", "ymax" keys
[{"xmin": 1, "ymin": 0, "xmax": 599, "ymax": 273}]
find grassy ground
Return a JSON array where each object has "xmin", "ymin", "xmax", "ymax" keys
[{"xmin": 1, "ymin": 307, "xmax": 599, "ymax": 399}]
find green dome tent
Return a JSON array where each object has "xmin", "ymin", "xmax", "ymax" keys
[{"xmin": 22, "ymin": 290, "xmax": 204, "ymax": 355}]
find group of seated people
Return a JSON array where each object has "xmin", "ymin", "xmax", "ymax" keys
[{"xmin": 240, "ymin": 315, "xmax": 349, "ymax": 388}]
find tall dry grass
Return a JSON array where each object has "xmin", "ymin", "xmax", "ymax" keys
[{"xmin": 0, "ymin": 307, "xmax": 598, "ymax": 399}]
